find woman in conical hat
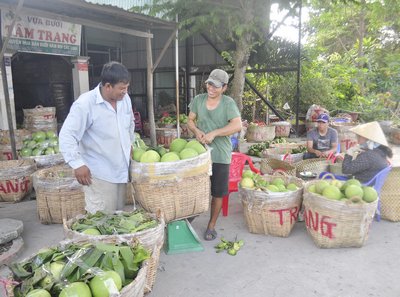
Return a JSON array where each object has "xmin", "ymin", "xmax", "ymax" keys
[{"xmin": 341, "ymin": 121, "xmax": 392, "ymax": 183}]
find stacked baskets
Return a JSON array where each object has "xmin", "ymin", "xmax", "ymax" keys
[
  {"xmin": 245, "ymin": 125, "xmax": 275, "ymax": 142},
  {"xmin": 240, "ymin": 174, "xmax": 304, "ymax": 237},
  {"xmin": 380, "ymin": 167, "xmax": 400, "ymax": 222},
  {"xmin": 33, "ymin": 164, "xmax": 85, "ymax": 224},
  {"xmin": 130, "ymin": 149, "xmax": 212, "ymax": 222}
]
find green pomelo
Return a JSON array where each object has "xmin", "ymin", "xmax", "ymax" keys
[
  {"xmin": 240, "ymin": 177, "xmax": 254, "ymax": 189},
  {"xmin": 26, "ymin": 289, "xmax": 51, "ymax": 297},
  {"xmin": 60, "ymin": 282, "xmax": 92, "ymax": 297},
  {"xmin": 266, "ymin": 184, "xmax": 279, "ymax": 192},
  {"xmin": 342, "ymin": 178, "xmax": 362, "ymax": 191},
  {"xmin": 27, "ymin": 140, "xmax": 37, "ymax": 149},
  {"xmin": 140, "ymin": 150, "xmax": 161, "ymax": 163},
  {"xmin": 308, "ymin": 184, "xmax": 317, "ymax": 193},
  {"xmin": 82, "ymin": 228, "xmax": 101, "ymax": 235},
  {"xmin": 32, "ymin": 131, "xmax": 47, "ymax": 142},
  {"xmin": 271, "ymin": 178, "xmax": 285, "ymax": 186},
  {"xmin": 161, "ymin": 152, "xmax": 181, "ymax": 162},
  {"xmin": 185, "ymin": 140, "xmax": 201, "ymax": 149},
  {"xmin": 48, "ymin": 138, "xmax": 59, "ymax": 147},
  {"xmin": 242, "ymin": 169, "xmax": 254, "ymax": 179},
  {"xmin": 191, "ymin": 142, "xmax": 206, "ymax": 154},
  {"xmin": 46, "ymin": 131, "xmax": 57, "ymax": 139},
  {"xmin": 44, "ymin": 147, "xmax": 55, "ymax": 155},
  {"xmin": 32, "ymin": 148, "xmax": 43, "ymax": 156},
  {"xmin": 89, "ymin": 271, "xmax": 122, "ymax": 297},
  {"xmin": 362, "ymin": 186, "xmax": 378, "ymax": 203},
  {"xmin": 134, "ymin": 132, "xmax": 141, "ymax": 140},
  {"xmin": 330, "ymin": 179, "xmax": 343, "ymax": 189},
  {"xmin": 20, "ymin": 147, "xmax": 32, "ymax": 157},
  {"xmin": 315, "ymin": 180, "xmax": 330, "ymax": 194},
  {"xmin": 322, "ymin": 185, "xmax": 342, "ymax": 200},
  {"xmin": 179, "ymin": 148, "xmax": 199, "ymax": 160},
  {"xmin": 287, "ymin": 183, "xmax": 298, "ymax": 191},
  {"xmin": 133, "ymin": 148, "xmax": 146, "ymax": 162},
  {"xmin": 138, "ymin": 139, "xmax": 147, "ymax": 149},
  {"xmin": 277, "ymin": 184, "xmax": 287, "ymax": 192},
  {"xmin": 169, "ymin": 138, "xmax": 188, "ymax": 153},
  {"xmin": 345, "ymin": 184, "xmax": 364, "ymax": 199},
  {"xmin": 156, "ymin": 146, "xmax": 167, "ymax": 156}
]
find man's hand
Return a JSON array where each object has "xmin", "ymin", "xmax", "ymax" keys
[
  {"xmin": 195, "ymin": 130, "xmax": 207, "ymax": 144},
  {"xmin": 204, "ymin": 131, "xmax": 217, "ymax": 144},
  {"xmin": 74, "ymin": 165, "xmax": 92, "ymax": 185}
]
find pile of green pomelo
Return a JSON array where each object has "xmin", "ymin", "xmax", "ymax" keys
[
  {"xmin": 132, "ymin": 134, "xmax": 206, "ymax": 163},
  {"xmin": 308, "ymin": 178, "xmax": 378, "ymax": 203},
  {"xmin": 240, "ymin": 170, "xmax": 299, "ymax": 192},
  {"xmin": 19, "ymin": 130, "xmax": 59, "ymax": 157}
]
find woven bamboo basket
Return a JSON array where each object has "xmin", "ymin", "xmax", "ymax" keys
[
  {"xmin": 330, "ymin": 122, "xmax": 357, "ymax": 153},
  {"xmin": 303, "ymin": 180, "xmax": 377, "ymax": 248},
  {"xmin": 63, "ymin": 211, "xmax": 165, "ymax": 293},
  {"xmin": 240, "ymin": 174, "xmax": 304, "ymax": 237},
  {"xmin": 0, "ymin": 129, "xmax": 31, "ymax": 149},
  {"xmin": 295, "ymin": 158, "xmax": 330, "ymax": 178},
  {"xmin": 260, "ymin": 158, "xmax": 296, "ymax": 176},
  {"xmin": 33, "ymin": 165, "xmax": 85, "ymax": 224},
  {"xmin": 0, "ymin": 159, "xmax": 36, "ymax": 202},
  {"xmin": 6, "ymin": 238, "xmax": 149, "ymax": 297},
  {"xmin": 130, "ymin": 150, "xmax": 212, "ymax": 222},
  {"xmin": 23, "ymin": 105, "xmax": 57, "ymax": 133},
  {"xmin": 380, "ymin": 167, "xmax": 400, "ymax": 222},
  {"xmin": 22, "ymin": 153, "xmax": 65, "ymax": 169},
  {"xmin": 262, "ymin": 148, "xmax": 304, "ymax": 163},
  {"xmin": 245, "ymin": 125, "xmax": 275, "ymax": 142},
  {"xmin": 271, "ymin": 121, "xmax": 291, "ymax": 137}
]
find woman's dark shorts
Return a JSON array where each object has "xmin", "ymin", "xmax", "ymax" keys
[{"xmin": 210, "ymin": 163, "xmax": 230, "ymax": 197}]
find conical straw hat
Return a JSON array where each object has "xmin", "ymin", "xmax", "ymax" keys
[{"xmin": 349, "ymin": 121, "xmax": 388, "ymax": 147}]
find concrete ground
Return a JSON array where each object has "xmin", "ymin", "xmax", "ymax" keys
[{"xmin": 1, "ymin": 194, "xmax": 400, "ymax": 297}]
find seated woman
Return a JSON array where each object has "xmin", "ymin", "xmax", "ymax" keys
[
  {"xmin": 304, "ymin": 113, "xmax": 338, "ymax": 159},
  {"xmin": 340, "ymin": 121, "xmax": 392, "ymax": 183}
]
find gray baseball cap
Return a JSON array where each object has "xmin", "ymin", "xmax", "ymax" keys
[{"xmin": 205, "ymin": 69, "xmax": 229, "ymax": 88}]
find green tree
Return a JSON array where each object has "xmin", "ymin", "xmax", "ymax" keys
[{"xmin": 134, "ymin": 0, "xmax": 295, "ymax": 111}]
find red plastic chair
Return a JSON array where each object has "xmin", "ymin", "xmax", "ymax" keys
[{"xmin": 221, "ymin": 152, "xmax": 260, "ymax": 216}]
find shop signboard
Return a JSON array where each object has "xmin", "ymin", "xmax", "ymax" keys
[{"xmin": 1, "ymin": 10, "xmax": 81, "ymax": 56}]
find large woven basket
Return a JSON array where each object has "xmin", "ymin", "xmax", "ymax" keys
[
  {"xmin": 295, "ymin": 158, "xmax": 330, "ymax": 177},
  {"xmin": 380, "ymin": 167, "xmax": 400, "ymax": 222},
  {"xmin": 260, "ymin": 158, "xmax": 296, "ymax": 176},
  {"xmin": 240, "ymin": 174, "xmax": 304, "ymax": 237},
  {"xmin": 33, "ymin": 165, "xmax": 85, "ymax": 224},
  {"xmin": 0, "ymin": 159, "xmax": 36, "ymax": 202},
  {"xmin": 22, "ymin": 153, "xmax": 65, "ymax": 169},
  {"xmin": 23, "ymin": 105, "xmax": 57, "ymax": 133},
  {"xmin": 0, "ymin": 129, "xmax": 31, "ymax": 149},
  {"xmin": 303, "ymin": 180, "xmax": 377, "ymax": 248},
  {"xmin": 130, "ymin": 150, "xmax": 212, "ymax": 222},
  {"xmin": 63, "ymin": 211, "xmax": 165, "ymax": 293},
  {"xmin": 271, "ymin": 121, "xmax": 291, "ymax": 137},
  {"xmin": 262, "ymin": 148, "xmax": 304, "ymax": 163},
  {"xmin": 245, "ymin": 125, "xmax": 275, "ymax": 142},
  {"xmin": 6, "ymin": 238, "xmax": 149, "ymax": 297},
  {"xmin": 330, "ymin": 122, "xmax": 357, "ymax": 153}
]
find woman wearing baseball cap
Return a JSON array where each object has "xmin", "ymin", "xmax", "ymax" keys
[
  {"xmin": 340, "ymin": 121, "xmax": 392, "ymax": 183},
  {"xmin": 304, "ymin": 113, "xmax": 338, "ymax": 159}
]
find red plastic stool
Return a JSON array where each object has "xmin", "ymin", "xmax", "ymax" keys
[{"xmin": 222, "ymin": 152, "xmax": 260, "ymax": 216}]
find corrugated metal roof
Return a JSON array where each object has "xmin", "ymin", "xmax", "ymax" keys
[
  {"xmin": 0, "ymin": 0, "xmax": 176, "ymax": 32},
  {"xmin": 84, "ymin": 0, "xmax": 152, "ymax": 11}
]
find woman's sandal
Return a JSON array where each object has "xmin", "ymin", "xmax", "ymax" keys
[{"xmin": 204, "ymin": 228, "xmax": 217, "ymax": 241}]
